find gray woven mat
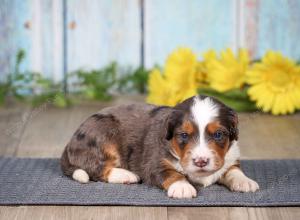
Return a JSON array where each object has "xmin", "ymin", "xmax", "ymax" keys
[{"xmin": 0, "ymin": 157, "xmax": 299, "ymax": 206}]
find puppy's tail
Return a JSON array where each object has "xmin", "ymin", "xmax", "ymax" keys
[{"xmin": 60, "ymin": 148, "xmax": 90, "ymax": 184}]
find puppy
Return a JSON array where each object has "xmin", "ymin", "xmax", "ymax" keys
[{"xmin": 61, "ymin": 95, "xmax": 259, "ymax": 199}]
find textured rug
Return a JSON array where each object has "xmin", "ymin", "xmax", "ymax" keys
[{"xmin": 0, "ymin": 157, "xmax": 299, "ymax": 206}]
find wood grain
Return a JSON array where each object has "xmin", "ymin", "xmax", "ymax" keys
[
  {"xmin": 0, "ymin": 0, "xmax": 64, "ymax": 81},
  {"xmin": 0, "ymin": 105, "xmax": 31, "ymax": 156},
  {"xmin": 239, "ymin": 113, "xmax": 300, "ymax": 159},
  {"xmin": 0, "ymin": 206, "xmax": 168, "ymax": 220},
  {"xmin": 15, "ymin": 104, "xmax": 104, "ymax": 157},
  {"xmin": 0, "ymin": 0, "xmax": 31, "ymax": 80},
  {"xmin": 144, "ymin": 0, "xmax": 236, "ymax": 68},
  {"xmin": 168, "ymin": 207, "xmax": 300, "ymax": 220},
  {"xmin": 2, "ymin": 1, "xmax": 300, "ymax": 81},
  {"xmin": 29, "ymin": 0, "xmax": 64, "ymax": 80},
  {"xmin": 243, "ymin": 0, "xmax": 300, "ymax": 60},
  {"xmin": 67, "ymin": 0, "xmax": 141, "ymax": 72}
]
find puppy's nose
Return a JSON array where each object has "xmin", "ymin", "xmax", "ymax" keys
[{"xmin": 193, "ymin": 157, "xmax": 209, "ymax": 168}]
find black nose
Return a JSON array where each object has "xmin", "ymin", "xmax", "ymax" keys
[{"xmin": 193, "ymin": 157, "xmax": 209, "ymax": 168}]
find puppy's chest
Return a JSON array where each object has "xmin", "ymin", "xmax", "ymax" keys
[{"xmin": 188, "ymin": 173, "xmax": 221, "ymax": 187}]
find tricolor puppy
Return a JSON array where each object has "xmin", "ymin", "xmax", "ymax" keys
[{"xmin": 61, "ymin": 95, "xmax": 259, "ymax": 199}]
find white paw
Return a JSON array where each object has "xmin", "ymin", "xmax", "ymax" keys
[
  {"xmin": 72, "ymin": 169, "xmax": 89, "ymax": 183},
  {"xmin": 230, "ymin": 176, "xmax": 259, "ymax": 192},
  {"xmin": 107, "ymin": 168, "xmax": 140, "ymax": 184},
  {"xmin": 167, "ymin": 180, "xmax": 197, "ymax": 199}
]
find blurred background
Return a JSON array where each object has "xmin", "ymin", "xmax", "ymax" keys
[
  {"xmin": 1, "ymin": 0, "xmax": 300, "ymax": 76},
  {"xmin": 1, "ymin": 0, "xmax": 300, "ymax": 113},
  {"xmin": 1, "ymin": 0, "xmax": 300, "ymax": 86},
  {"xmin": 0, "ymin": 0, "xmax": 299, "ymax": 159}
]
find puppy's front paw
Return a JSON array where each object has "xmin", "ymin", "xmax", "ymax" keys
[
  {"xmin": 230, "ymin": 176, "xmax": 259, "ymax": 192},
  {"xmin": 108, "ymin": 168, "xmax": 140, "ymax": 184},
  {"xmin": 167, "ymin": 180, "xmax": 197, "ymax": 199}
]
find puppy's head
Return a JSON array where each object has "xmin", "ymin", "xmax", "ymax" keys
[{"xmin": 165, "ymin": 95, "xmax": 238, "ymax": 177}]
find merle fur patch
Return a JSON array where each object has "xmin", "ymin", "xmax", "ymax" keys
[
  {"xmin": 87, "ymin": 138, "xmax": 97, "ymax": 148},
  {"xmin": 149, "ymin": 106, "xmax": 169, "ymax": 117},
  {"xmin": 76, "ymin": 131, "xmax": 86, "ymax": 141}
]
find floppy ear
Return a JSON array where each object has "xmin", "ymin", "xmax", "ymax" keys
[
  {"xmin": 229, "ymin": 109, "xmax": 239, "ymax": 141},
  {"xmin": 165, "ymin": 110, "xmax": 184, "ymax": 140}
]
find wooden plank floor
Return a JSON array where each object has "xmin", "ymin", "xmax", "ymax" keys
[{"xmin": 0, "ymin": 96, "xmax": 300, "ymax": 220}]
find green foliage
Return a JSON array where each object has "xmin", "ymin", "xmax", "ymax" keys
[
  {"xmin": 31, "ymin": 91, "xmax": 71, "ymax": 108},
  {"xmin": 0, "ymin": 49, "xmax": 149, "ymax": 108},
  {"xmin": 0, "ymin": 49, "xmax": 29, "ymax": 104},
  {"xmin": 118, "ymin": 66, "xmax": 149, "ymax": 94},
  {"xmin": 15, "ymin": 49, "xmax": 25, "ymax": 74},
  {"xmin": 71, "ymin": 62, "xmax": 117, "ymax": 101},
  {"xmin": 71, "ymin": 63, "xmax": 148, "ymax": 101},
  {"xmin": 0, "ymin": 83, "xmax": 8, "ymax": 105},
  {"xmin": 0, "ymin": 49, "xmax": 70, "ymax": 107},
  {"xmin": 198, "ymin": 87, "xmax": 257, "ymax": 112},
  {"xmin": 1, "ymin": 49, "xmax": 259, "ymax": 111},
  {"xmin": 30, "ymin": 75, "xmax": 71, "ymax": 108},
  {"xmin": 0, "ymin": 49, "xmax": 149, "ymax": 107}
]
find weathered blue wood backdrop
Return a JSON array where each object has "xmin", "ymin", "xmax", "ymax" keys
[{"xmin": 1, "ymin": 0, "xmax": 300, "ymax": 81}]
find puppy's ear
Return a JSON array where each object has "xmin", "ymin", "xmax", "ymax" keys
[
  {"xmin": 228, "ymin": 109, "xmax": 239, "ymax": 141},
  {"xmin": 165, "ymin": 110, "xmax": 184, "ymax": 140}
]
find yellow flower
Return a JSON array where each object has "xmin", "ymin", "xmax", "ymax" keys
[
  {"xmin": 246, "ymin": 51, "xmax": 300, "ymax": 115},
  {"xmin": 147, "ymin": 48, "xmax": 198, "ymax": 106},
  {"xmin": 165, "ymin": 48, "xmax": 197, "ymax": 84},
  {"xmin": 147, "ymin": 69, "xmax": 175, "ymax": 106},
  {"xmin": 197, "ymin": 50, "xmax": 217, "ymax": 86},
  {"xmin": 206, "ymin": 48, "xmax": 250, "ymax": 92}
]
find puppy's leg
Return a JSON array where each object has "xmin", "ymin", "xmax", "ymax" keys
[
  {"xmin": 166, "ymin": 179, "xmax": 197, "ymax": 199},
  {"xmin": 72, "ymin": 169, "xmax": 90, "ymax": 183},
  {"xmin": 106, "ymin": 168, "xmax": 140, "ymax": 184},
  {"xmin": 96, "ymin": 144, "xmax": 140, "ymax": 184},
  {"xmin": 62, "ymin": 113, "xmax": 140, "ymax": 184},
  {"xmin": 219, "ymin": 165, "xmax": 259, "ymax": 192},
  {"xmin": 99, "ymin": 145, "xmax": 140, "ymax": 184},
  {"xmin": 159, "ymin": 160, "xmax": 197, "ymax": 199},
  {"xmin": 65, "ymin": 142, "xmax": 140, "ymax": 184}
]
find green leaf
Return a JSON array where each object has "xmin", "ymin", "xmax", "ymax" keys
[
  {"xmin": 198, "ymin": 88, "xmax": 257, "ymax": 112},
  {"xmin": 15, "ymin": 49, "xmax": 26, "ymax": 75},
  {"xmin": 70, "ymin": 62, "xmax": 118, "ymax": 101},
  {"xmin": 0, "ymin": 84, "xmax": 7, "ymax": 105},
  {"xmin": 116, "ymin": 66, "xmax": 149, "ymax": 94},
  {"xmin": 53, "ymin": 93, "xmax": 68, "ymax": 108}
]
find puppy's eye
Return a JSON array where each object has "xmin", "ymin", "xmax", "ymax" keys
[
  {"xmin": 213, "ymin": 131, "xmax": 223, "ymax": 141},
  {"xmin": 179, "ymin": 133, "xmax": 189, "ymax": 141}
]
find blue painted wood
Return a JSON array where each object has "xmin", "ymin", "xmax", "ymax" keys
[
  {"xmin": 41, "ymin": 0, "xmax": 56, "ymax": 78},
  {"xmin": 244, "ymin": 0, "xmax": 300, "ymax": 60},
  {"xmin": 29, "ymin": 0, "xmax": 64, "ymax": 81},
  {"xmin": 1, "ymin": 0, "xmax": 300, "ymax": 84},
  {"xmin": 0, "ymin": 0, "xmax": 31, "ymax": 80},
  {"xmin": 66, "ymin": 0, "xmax": 141, "ymax": 72},
  {"xmin": 0, "ymin": 0, "xmax": 64, "ymax": 82},
  {"xmin": 144, "ymin": 0, "xmax": 237, "ymax": 68}
]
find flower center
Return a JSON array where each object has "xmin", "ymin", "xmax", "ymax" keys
[
  {"xmin": 274, "ymin": 70, "xmax": 290, "ymax": 85},
  {"xmin": 268, "ymin": 69, "xmax": 291, "ymax": 92}
]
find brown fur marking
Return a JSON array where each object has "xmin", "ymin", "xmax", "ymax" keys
[
  {"xmin": 206, "ymin": 121, "xmax": 221, "ymax": 134},
  {"xmin": 100, "ymin": 143, "xmax": 121, "ymax": 181},
  {"xmin": 161, "ymin": 159, "xmax": 186, "ymax": 189},
  {"xmin": 206, "ymin": 121, "xmax": 230, "ymax": 169},
  {"xmin": 170, "ymin": 119, "xmax": 196, "ymax": 168},
  {"xmin": 223, "ymin": 162, "xmax": 241, "ymax": 178},
  {"xmin": 182, "ymin": 121, "xmax": 195, "ymax": 135},
  {"xmin": 102, "ymin": 143, "xmax": 120, "ymax": 162},
  {"xmin": 171, "ymin": 138, "xmax": 183, "ymax": 158}
]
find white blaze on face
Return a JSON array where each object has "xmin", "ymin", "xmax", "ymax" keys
[{"xmin": 189, "ymin": 96, "xmax": 219, "ymax": 172}]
